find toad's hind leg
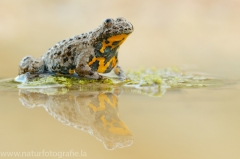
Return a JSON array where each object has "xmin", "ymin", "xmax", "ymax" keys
[{"xmin": 19, "ymin": 56, "xmax": 44, "ymax": 75}]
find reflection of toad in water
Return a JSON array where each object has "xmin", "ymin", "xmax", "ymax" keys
[{"xmin": 18, "ymin": 88, "xmax": 133, "ymax": 150}]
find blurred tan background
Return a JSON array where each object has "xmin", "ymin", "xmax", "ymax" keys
[{"xmin": 0, "ymin": 0, "xmax": 240, "ymax": 78}]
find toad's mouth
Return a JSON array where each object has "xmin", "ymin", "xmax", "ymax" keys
[{"xmin": 100, "ymin": 34, "xmax": 129, "ymax": 53}]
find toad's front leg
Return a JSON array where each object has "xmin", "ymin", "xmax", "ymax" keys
[
  {"xmin": 74, "ymin": 50, "xmax": 102, "ymax": 80},
  {"xmin": 114, "ymin": 65, "xmax": 127, "ymax": 80},
  {"xmin": 75, "ymin": 63, "xmax": 102, "ymax": 80}
]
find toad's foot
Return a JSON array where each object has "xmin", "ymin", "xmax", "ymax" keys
[
  {"xmin": 114, "ymin": 65, "xmax": 127, "ymax": 80},
  {"xmin": 15, "ymin": 72, "xmax": 40, "ymax": 83},
  {"xmin": 84, "ymin": 71, "xmax": 103, "ymax": 80},
  {"xmin": 19, "ymin": 56, "xmax": 44, "ymax": 75}
]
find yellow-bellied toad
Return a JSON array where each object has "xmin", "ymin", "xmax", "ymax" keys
[{"xmin": 18, "ymin": 17, "xmax": 133, "ymax": 80}]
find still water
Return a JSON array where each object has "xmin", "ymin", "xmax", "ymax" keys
[{"xmin": 0, "ymin": 77, "xmax": 240, "ymax": 159}]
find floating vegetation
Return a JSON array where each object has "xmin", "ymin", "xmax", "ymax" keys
[
  {"xmin": 0, "ymin": 67, "xmax": 224, "ymax": 97},
  {"xmin": 126, "ymin": 67, "xmax": 223, "ymax": 89}
]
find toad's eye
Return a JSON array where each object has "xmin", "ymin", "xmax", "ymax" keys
[
  {"xmin": 104, "ymin": 18, "xmax": 113, "ymax": 27},
  {"xmin": 105, "ymin": 19, "xmax": 111, "ymax": 23}
]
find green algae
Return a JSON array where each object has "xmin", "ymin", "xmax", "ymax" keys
[
  {"xmin": 23, "ymin": 76, "xmax": 117, "ymax": 87},
  {"xmin": 125, "ymin": 67, "xmax": 222, "ymax": 89},
  {"xmin": 20, "ymin": 67, "xmax": 219, "ymax": 89},
  {"xmin": 0, "ymin": 67, "xmax": 224, "ymax": 97}
]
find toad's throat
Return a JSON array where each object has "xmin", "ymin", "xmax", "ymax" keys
[{"xmin": 100, "ymin": 34, "xmax": 129, "ymax": 53}]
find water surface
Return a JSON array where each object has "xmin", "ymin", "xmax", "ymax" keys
[{"xmin": 0, "ymin": 79, "xmax": 240, "ymax": 159}]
